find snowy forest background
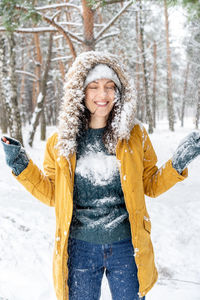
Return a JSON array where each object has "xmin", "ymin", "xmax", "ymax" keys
[
  {"xmin": 0, "ymin": 0, "xmax": 200, "ymax": 144},
  {"xmin": 0, "ymin": 0, "xmax": 200, "ymax": 300}
]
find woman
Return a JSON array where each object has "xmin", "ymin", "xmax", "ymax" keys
[{"xmin": 1, "ymin": 51, "xmax": 200, "ymax": 300}]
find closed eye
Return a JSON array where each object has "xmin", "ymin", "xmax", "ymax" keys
[{"xmin": 88, "ymin": 86, "xmax": 98, "ymax": 89}]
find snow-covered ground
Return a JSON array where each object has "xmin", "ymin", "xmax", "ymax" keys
[{"xmin": 0, "ymin": 118, "xmax": 200, "ymax": 300}]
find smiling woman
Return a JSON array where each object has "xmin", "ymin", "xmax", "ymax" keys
[{"xmin": 2, "ymin": 51, "xmax": 200, "ymax": 300}]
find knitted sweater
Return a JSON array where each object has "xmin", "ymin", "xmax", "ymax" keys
[{"xmin": 69, "ymin": 127, "xmax": 131, "ymax": 244}]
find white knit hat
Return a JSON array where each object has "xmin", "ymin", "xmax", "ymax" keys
[{"xmin": 84, "ymin": 63, "xmax": 122, "ymax": 91}]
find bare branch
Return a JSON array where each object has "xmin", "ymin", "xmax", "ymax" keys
[
  {"xmin": 58, "ymin": 22, "xmax": 105, "ymax": 28},
  {"xmin": 14, "ymin": 5, "xmax": 77, "ymax": 59},
  {"xmin": 16, "ymin": 70, "xmax": 38, "ymax": 81},
  {"xmin": 51, "ymin": 56, "xmax": 72, "ymax": 62},
  {"xmin": 0, "ymin": 26, "xmax": 57, "ymax": 33},
  {"xmin": 61, "ymin": 28, "xmax": 84, "ymax": 44},
  {"xmin": 94, "ymin": 0, "xmax": 127, "ymax": 10},
  {"xmin": 96, "ymin": 31, "xmax": 120, "ymax": 43},
  {"xmin": 0, "ymin": 24, "xmax": 84, "ymax": 44},
  {"xmin": 101, "ymin": 0, "xmax": 126, "ymax": 4},
  {"xmin": 94, "ymin": 0, "xmax": 133, "ymax": 42},
  {"xmin": 35, "ymin": 3, "xmax": 81, "ymax": 14},
  {"xmin": 52, "ymin": 10, "xmax": 61, "ymax": 21},
  {"xmin": 0, "ymin": 20, "xmax": 96, "ymax": 29}
]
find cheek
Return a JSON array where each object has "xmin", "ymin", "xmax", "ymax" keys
[
  {"xmin": 85, "ymin": 92, "xmax": 91, "ymax": 104},
  {"xmin": 109, "ymin": 95, "xmax": 115, "ymax": 106},
  {"xmin": 110, "ymin": 92, "xmax": 115, "ymax": 102},
  {"xmin": 108, "ymin": 102, "xmax": 115, "ymax": 113},
  {"xmin": 84, "ymin": 94, "xmax": 94, "ymax": 111}
]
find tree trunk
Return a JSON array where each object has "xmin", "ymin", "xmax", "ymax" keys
[
  {"xmin": 0, "ymin": 36, "xmax": 13, "ymax": 135},
  {"xmin": 82, "ymin": 0, "xmax": 95, "ymax": 51},
  {"xmin": 139, "ymin": 0, "xmax": 153, "ymax": 133},
  {"xmin": 33, "ymin": 32, "xmax": 46, "ymax": 141},
  {"xmin": 28, "ymin": 93, "xmax": 43, "ymax": 146},
  {"xmin": 19, "ymin": 41, "xmax": 26, "ymax": 125},
  {"xmin": 164, "ymin": 0, "xmax": 174, "ymax": 131},
  {"xmin": 0, "ymin": 36, "xmax": 8, "ymax": 134},
  {"xmin": 19, "ymin": 45, "xmax": 25, "ymax": 106},
  {"xmin": 31, "ymin": 37, "xmax": 37, "ymax": 110},
  {"xmin": 181, "ymin": 62, "xmax": 190, "ymax": 127},
  {"xmin": 0, "ymin": 96, "xmax": 8, "ymax": 134},
  {"xmin": 34, "ymin": 33, "xmax": 42, "ymax": 93},
  {"xmin": 7, "ymin": 33, "xmax": 23, "ymax": 145},
  {"xmin": 152, "ymin": 41, "xmax": 157, "ymax": 128},
  {"xmin": 55, "ymin": 8, "xmax": 66, "ymax": 80},
  {"xmin": 135, "ymin": 11, "xmax": 143, "ymax": 121},
  {"xmin": 97, "ymin": 6, "xmax": 103, "ymax": 23},
  {"xmin": 195, "ymin": 78, "xmax": 200, "ymax": 129},
  {"xmin": 28, "ymin": 34, "xmax": 53, "ymax": 146},
  {"xmin": 40, "ymin": 109, "xmax": 46, "ymax": 141}
]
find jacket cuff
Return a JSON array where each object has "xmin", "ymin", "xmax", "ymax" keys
[
  {"xmin": 12, "ymin": 158, "xmax": 31, "ymax": 177},
  {"xmin": 169, "ymin": 159, "xmax": 188, "ymax": 179}
]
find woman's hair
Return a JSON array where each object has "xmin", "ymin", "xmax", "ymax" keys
[{"xmin": 77, "ymin": 86, "xmax": 122, "ymax": 149}]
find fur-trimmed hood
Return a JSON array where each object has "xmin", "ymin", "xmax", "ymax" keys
[{"xmin": 57, "ymin": 51, "xmax": 137, "ymax": 158}]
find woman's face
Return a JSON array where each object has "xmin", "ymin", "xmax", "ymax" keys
[{"xmin": 85, "ymin": 78, "xmax": 116, "ymax": 119}]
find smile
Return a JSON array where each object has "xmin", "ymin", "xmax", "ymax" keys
[{"xmin": 95, "ymin": 102, "xmax": 109, "ymax": 107}]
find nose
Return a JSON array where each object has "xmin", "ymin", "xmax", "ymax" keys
[{"xmin": 98, "ymin": 87, "xmax": 108, "ymax": 98}]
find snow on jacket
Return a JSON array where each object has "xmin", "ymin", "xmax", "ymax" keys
[{"xmin": 13, "ymin": 52, "xmax": 188, "ymax": 299}]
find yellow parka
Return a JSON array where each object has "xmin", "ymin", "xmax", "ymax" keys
[
  {"xmin": 14, "ymin": 124, "xmax": 187, "ymax": 299},
  {"xmin": 13, "ymin": 52, "xmax": 188, "ymax": 299}
]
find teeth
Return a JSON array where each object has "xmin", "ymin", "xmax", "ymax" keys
[{"xmin": 96, "ymin": 102, "xmax": 107, "ymax": 105}]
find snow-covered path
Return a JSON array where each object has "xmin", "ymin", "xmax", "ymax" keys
[{"xmin": 0, "ymin": 119, "xmax": 200, "ymax": 300}]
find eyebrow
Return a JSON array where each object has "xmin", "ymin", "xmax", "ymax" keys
[
  {"xmin": 89, "ymin": 80, "xmax": 115, "ymax": 84},
  {"xmin": 105, "ymin": 80, "xmax": 115, "ymax": 84},
  {"xmin": 89, "ymin": 81, "xmax": 98, "ymax": 84}
]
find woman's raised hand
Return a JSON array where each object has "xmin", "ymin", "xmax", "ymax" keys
[
  {"xmin": 2, "ymin": 136, "xmax": 10, "ymax": 144},
  {"xmin": 1, "ymin": 136, "xmax": 29, "ymax": 175},
  {"xmin": 172, "ymin": 131, "xmax": 200, "ymax": 174}
]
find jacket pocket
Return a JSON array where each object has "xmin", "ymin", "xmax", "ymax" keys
[{"xmin": 143, "ymin": 216, "xmax": 151, "ymax": 234}]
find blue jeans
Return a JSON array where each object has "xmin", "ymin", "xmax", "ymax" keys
[{"xmin": 67, "ymin": 237, "xmax": 145, "ymax": 300}]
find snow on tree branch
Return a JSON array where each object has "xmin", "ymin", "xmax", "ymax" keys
[
  {"xmin": 0, "ymin": 26, "xmax": 57, "ymax": 33},
  {"xmin": 58, "ymin": 22, "xmax": 105, "ymax": 28},
  {"xmin": 35, "ymin": 3, "xmax": 81, "ymax": 14},
  {"xmin": 16, "ymin": 70, "xmax": 38, "ymax": 81},
  {"xmin": 94, "ymin": 0, "xmax": 133, "ymax": 42},
  {"xmin": 51, "ymin": 56, "xmax": 73, "ymax": 62},
  {"xmin": 14, "ymin": 5, "xmax": 77, "ymax": 59},
  {"xmin": 95, "ymin": 31, "xmax": 120, "ymax": 44}
]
